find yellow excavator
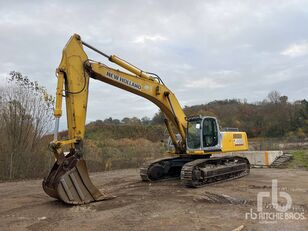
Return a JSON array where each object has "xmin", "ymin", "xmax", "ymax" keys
[{"xmin": 43, "ymin": 34, "xmax": 250, "ymax": 205}]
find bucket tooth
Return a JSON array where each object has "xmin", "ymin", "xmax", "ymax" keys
[{"xmin": 43, "ymin": 154, "xmax": 114, "ymax": 204}]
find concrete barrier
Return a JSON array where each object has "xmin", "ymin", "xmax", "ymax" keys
[{"xmin": 212, "ymin": 151, "xmax": 283, "ymax": 167}]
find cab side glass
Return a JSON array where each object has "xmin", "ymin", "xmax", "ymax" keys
[
  {"xmin": 187, "ymin": 119, "xmax": 202, "ymax": 149},
  {"xmin": 203, "ymin": 118, "xmax": 218, "ymax": 147}
]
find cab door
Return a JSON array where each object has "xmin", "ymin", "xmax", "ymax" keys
[{"xmin": 202, "ymin": 117, "xmax": 221, "ymax": 151}]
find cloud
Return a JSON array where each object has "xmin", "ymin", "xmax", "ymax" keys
[
  {"xmin": 133, "ymin": 35, "xmax": 168, "ymax": 44},
  {"xmin": 186, "ymin": 78, "xmax": 226, "ymax": 89},
  {"xmin": 185, "ymin": 70, "xmax": 239, "ymax": 89},
  {"xmin": 281, "ymin": 41, "xmax": 308, "ymax": 57}
]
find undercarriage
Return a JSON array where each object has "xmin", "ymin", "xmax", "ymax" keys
[{"xmin": 140, "ymin": 155, "xmax": 250, "ymax": 187}]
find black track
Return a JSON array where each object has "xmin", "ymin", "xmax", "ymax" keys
[{"xmin": 140, "ymin": 156, "xmax": 250, "ymax": 187}]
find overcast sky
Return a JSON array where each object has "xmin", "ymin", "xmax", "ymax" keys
[{"xmin": 0, "ymin": 0, "xmax": 307, "ymax": 127}]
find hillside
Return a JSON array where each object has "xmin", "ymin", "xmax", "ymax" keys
[
  {"xmin": 153, "ymin": 94, "xmax": 308, "ymax": 138},
  {"xmin": 1, "ymin": 83, "xmax": 307, "ymax": 181},
  {"xmin": 79, "ymin": 95, "xmax": 308, "ymax": 173}
]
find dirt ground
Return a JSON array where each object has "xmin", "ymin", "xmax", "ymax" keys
[{"xmin": 0, "ymin": 168, "xmax": 307, "ymax": 231}]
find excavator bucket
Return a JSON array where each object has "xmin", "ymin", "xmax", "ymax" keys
[{"xmin": 43, "ymin": 152, "xmax": 114, "ymax": 204}]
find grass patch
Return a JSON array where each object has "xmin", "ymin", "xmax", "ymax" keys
[
  {"xmin": 83, "ymin": 138, "xmax": 166, "ymax": 172},
  {"xmin": 288, "ymin": 149, "xmax": 308, "ymax": 170}
]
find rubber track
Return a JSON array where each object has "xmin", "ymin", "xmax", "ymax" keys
[{"xmin": 181, "ymin": 156, "xmax": 250, "ymax": 188}]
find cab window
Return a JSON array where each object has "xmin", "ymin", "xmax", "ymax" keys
[
  {"xmin": 202, "ymin": 118, "xmax": 218, "ymax": 147},
  {"xmin": 187, "ymin": 119, "xmax": 202, "ymax": 149}
]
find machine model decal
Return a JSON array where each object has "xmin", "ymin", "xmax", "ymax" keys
[
  {"xmin": 234, "ymin": 138, "xmax": 244, "ymax": 146},
  {"xmin": 233, "ymin": 134, "xmax": 243, "ymax": 146},
  {"xmin": 106, "ymin": 72, "xmax": 141, "ymax": 90}
]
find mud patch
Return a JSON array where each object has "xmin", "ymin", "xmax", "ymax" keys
[
  {"xmin": 69, "ymin": 205, "xmax": 96, "ymax": 213},
  {"xmin": 249, "ymin": 184, "xmax": 272, "ymax": 189},
  {"xmin": 193, "ymin": 192, "xmax": 254, "ymax": 205},
  {"xmin": 95, "ymin": 197, "xmax": 137, "ymax": 212},
  {"xmin": 26, "ymin": 217, "xmax": 58, "ymax": 231},
  {"xmin": 249, "ymin": 184, "xmax": 308, "ymax": 193}
]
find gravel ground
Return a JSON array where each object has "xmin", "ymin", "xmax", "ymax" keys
[{"xmin": 0, "ymin": 168, "xmax": 307, "ymax": 231}]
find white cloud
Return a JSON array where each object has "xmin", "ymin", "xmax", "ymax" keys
[
  {"xmin": 281, "ymin": 42, "xmax": 308, "ymax": 57},
  {"xmin": 185, "ymin": 70, "xmax": 239, "ymax": 89},
  {"xmin": 186, "ymin": 78, "xmax": 225, "ymax": 89},
  {"xmin": 264, "ymin": 69, "xmax": 292, "ymax": 84},
  {"xmin": 133, "ymin": 35, "xmax": 168, "ymax": 44}
]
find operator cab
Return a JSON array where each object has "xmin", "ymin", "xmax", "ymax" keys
[{"xmin": 186, "ymin": 116, "xmax": 222, "ymax": 152}]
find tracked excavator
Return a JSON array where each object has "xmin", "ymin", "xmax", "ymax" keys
[{"xmin": 43, "ymin": 34, "xmax": 250, "ymax": 205}]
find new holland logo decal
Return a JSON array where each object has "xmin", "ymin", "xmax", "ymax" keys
[{"xmin": 106, "ymin": 72, "xmax": 141, "ymax": 90}]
